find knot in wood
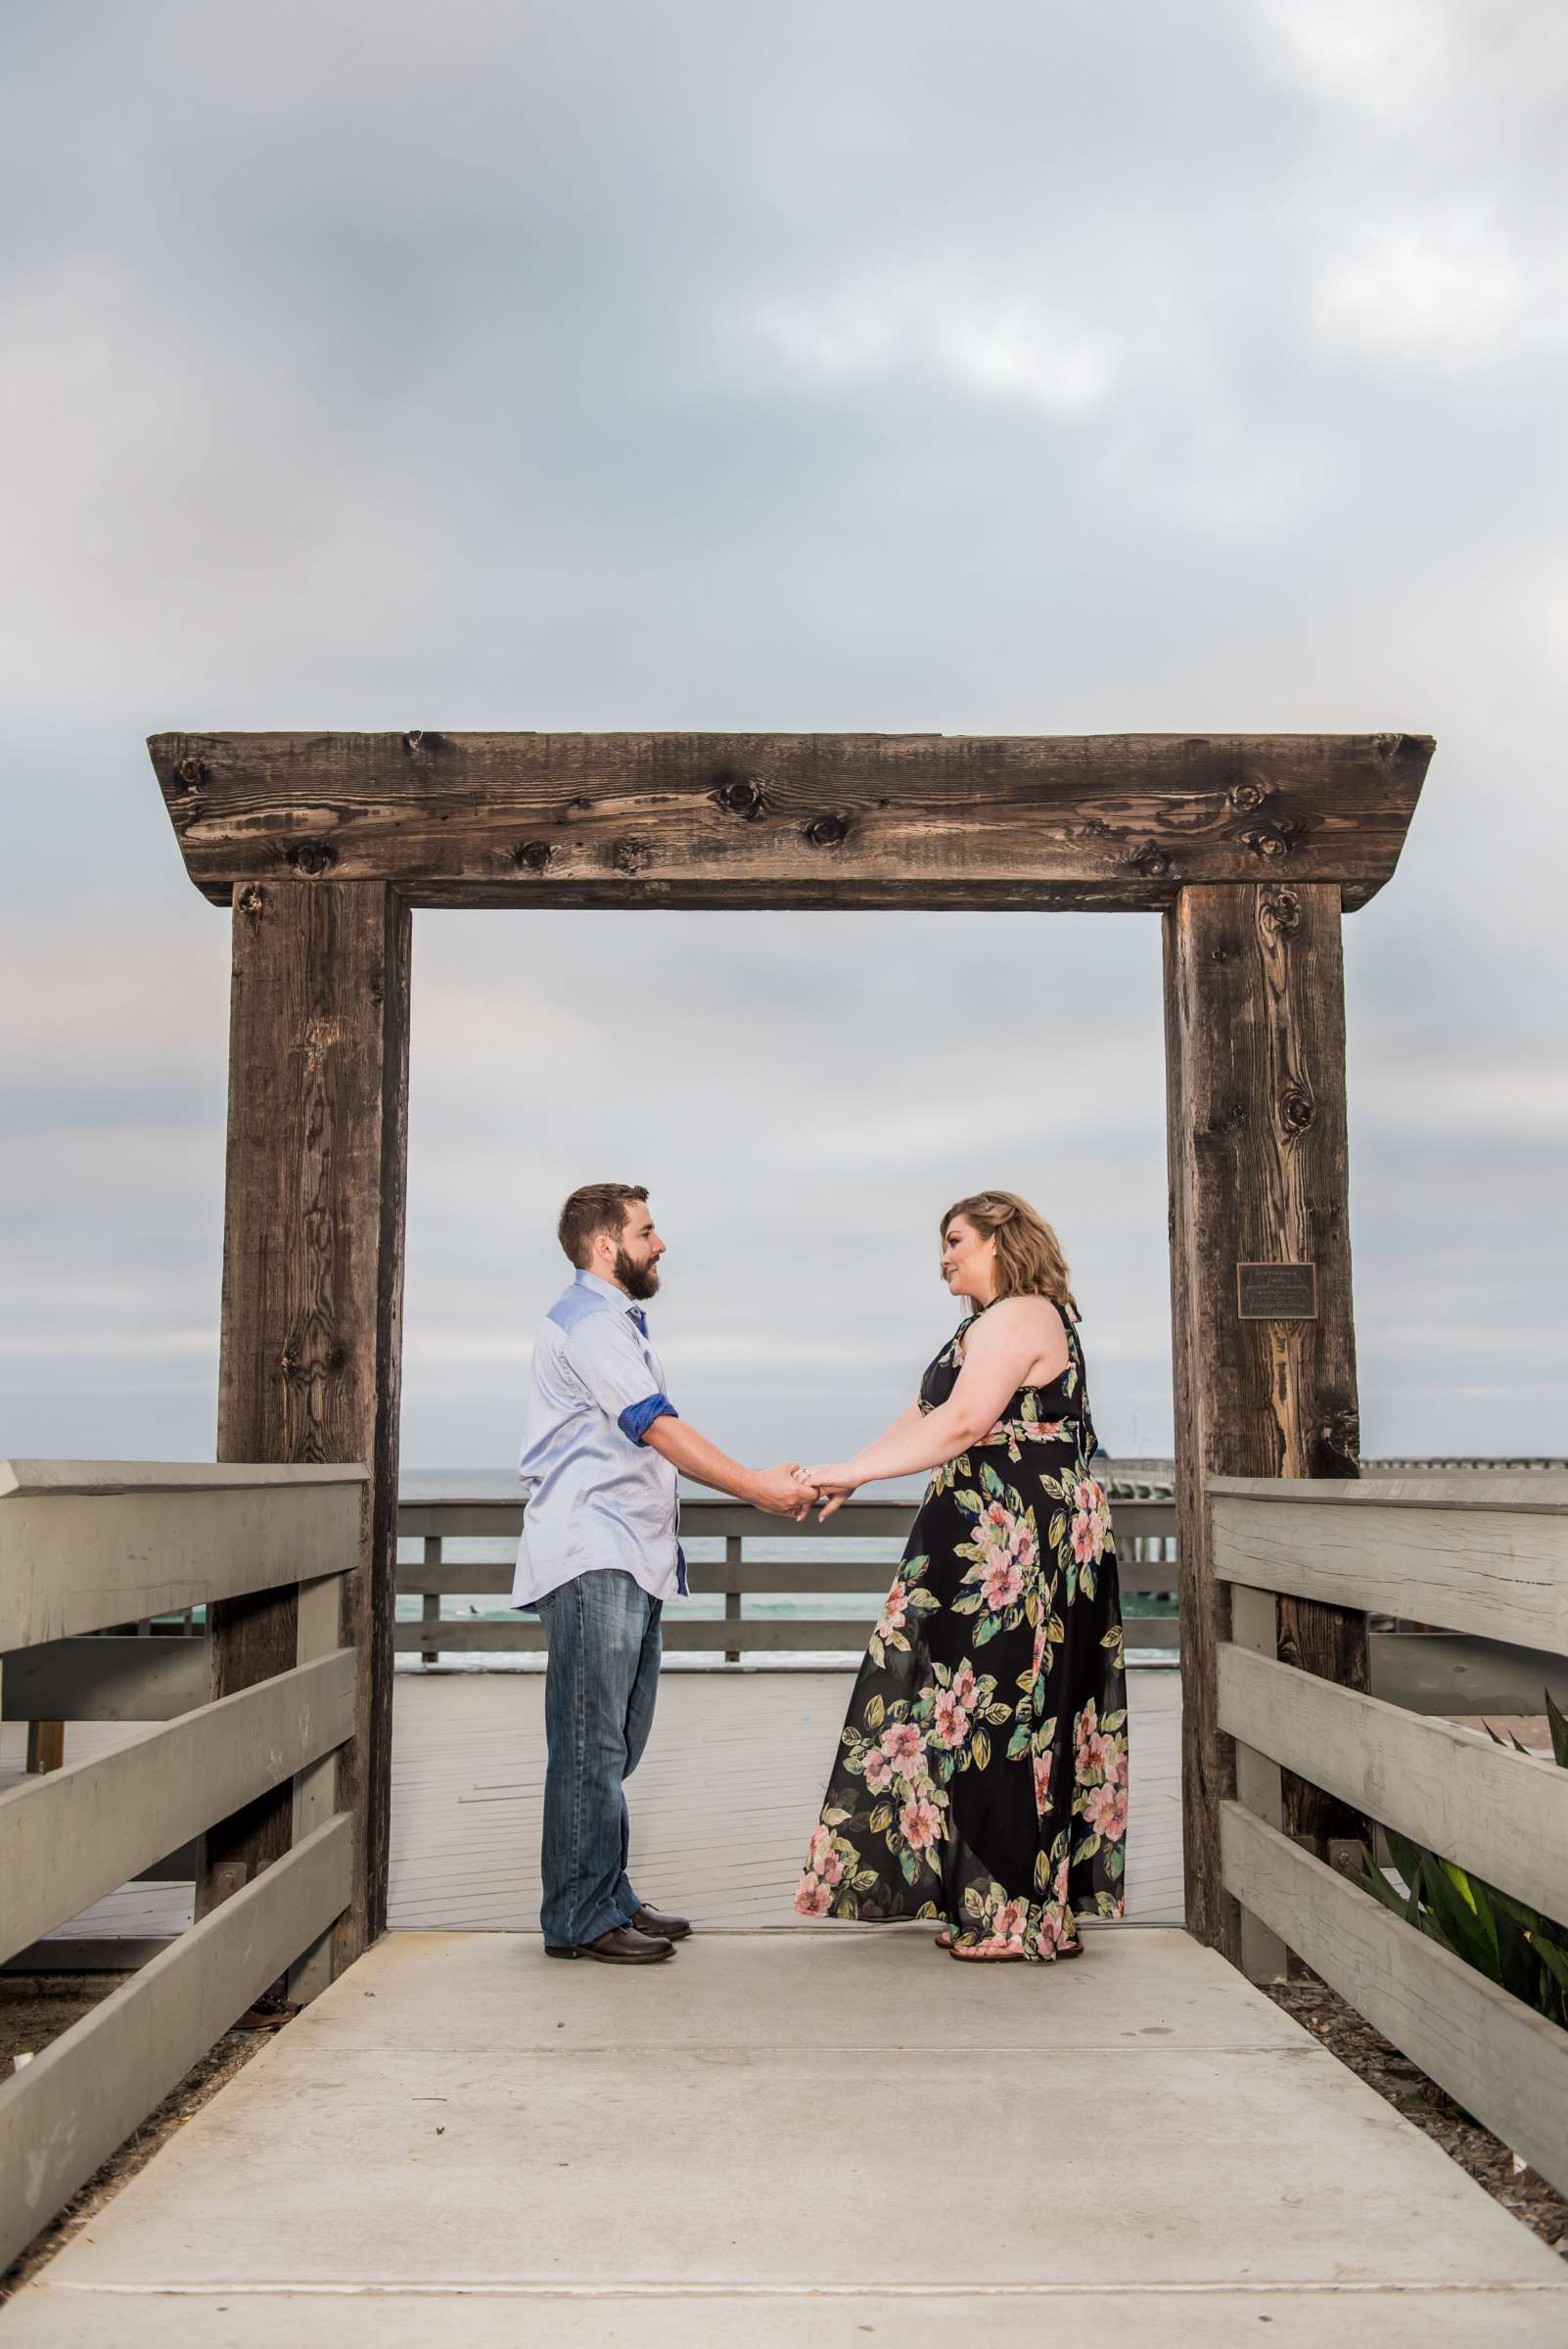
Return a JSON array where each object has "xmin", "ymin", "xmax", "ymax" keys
[
  {"xmin": 1280, "ymin": 1082, "xmax": 1315, "ymax": 1134},
  {"xmin": 1226, "ymin": 781, "xmax": 1265, "ymax": 814},
  {"xmin": 805, "ymin": 814, "xmax": 850, "ymax": 849},
  {"xmin": 1128, "ymin": 841, "xmax": 1172, "ymax": 879},
  {"xmin": 404, "ymin": 729, "xmax": 425, "ymax": 754},
  {"xmin": 1261, "ymin": 886, "xmax": 1301, "ymax": 935},
  {"xmin": 712, "ymin": 771, "xmax": 765, "ymax": 820},
  {"xmin": 1243, "ymin": 822, "xmax": 1297, "ymax": 863},
  {"xmin": 614, "ymin": 839, "xmax": 648, "ymax": 874},
  {"xmin": 237, "ymin": 884, "xmax": 265, "ymax": 919},
  {"xmin": 176, "ymin": 755, "xmax": 209, "ymax": 788},
  {"xmin": 288, "ymin": 840, "xmax": 337, "ymax": 878},
  {"xmin": 513, "ymin": 840, "xmax": 553, "ymax": 872},
  {"xmin": 1317, "ymin": 1408, "xmax": 1360, "ymax": 1463}
]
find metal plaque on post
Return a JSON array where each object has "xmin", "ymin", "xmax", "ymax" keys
[{"xmin": 1236, "ymin": 1262, "xmax": 1318, "ymax": 1320}]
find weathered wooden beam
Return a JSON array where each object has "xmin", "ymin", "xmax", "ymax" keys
[
  {"xmin": 1219, "ymin": 1641, "xmax": 1568, "ymax": 1927},
  {"xmin": 1, "ymin": 1649, "xmax": 355, "ymax": 1963},
  {"xmin": 148, "ymin": 731, "xmax": 1431, "ymax": 911},
  {"xmin": 1213, "ymin": 1475, "xmax": 1568, "ymax": 1650},
  {"xmin": 1164, "ymin": 883, "xmax": 1364, "ymax": 1960},
  {"xmin": 207, "ymin": 879, "xmax": 409, "ymax": 1978},
  {"xmin": 0, "ymin": 1459, "xmax": 363, "ymax": 1649}
]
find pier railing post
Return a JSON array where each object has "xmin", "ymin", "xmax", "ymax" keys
[
  {"xmin": 203, "ymin": 878, "xmax": 411, "ymax": 1978},
  {"xmin": 1164, "ymin": 882, "xmax": 1365, "ymax": 1960}
]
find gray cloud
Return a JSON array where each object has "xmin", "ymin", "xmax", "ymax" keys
[{"xmin": 2, "ymin": 0, "xmax": 1565, "ymax": 1470}]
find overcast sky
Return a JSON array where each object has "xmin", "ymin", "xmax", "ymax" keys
[{"xmin": 3, "ymin": 0, "xmax": 1565, "ymax": 1476}]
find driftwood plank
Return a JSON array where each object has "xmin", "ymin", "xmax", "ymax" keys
[
  {"xmin": 148, "ymin": 731, "xmax": 1431, "ymax": 910},
  {"xmin": 0, "ymin": 1649, "xmax": 354, "ymax": 1961},
  {"xmin": 0, "ymin": 1463, "xmax": 362, "ymax": 1650},
  {"xmin": 208, "ymin": 879, "xmax": 408, "ymax": 1975},
  {"xmin": 1213, "ymin": 1485, "xmax": 1568, "ymax": 1653},
  {"xmin": 1220, "ymin": 1800, "xmax": 1568, "ymax": 2197},
  {"xmin": 1219, "ymin": 1641, "xmax": 1568, "ymax": 1924},
  {"xmin": 0, "ymin": 1814, "xmax": 350, "ymax": 2275},
  {"xmin": 1164, "ymin": 885, "xmax": 1364, "ymax": 1956}
]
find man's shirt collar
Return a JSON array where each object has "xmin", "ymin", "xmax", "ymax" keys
[{"xmin": 573, "ymin": 1267, "xmax": 649, "ymax": 1327}]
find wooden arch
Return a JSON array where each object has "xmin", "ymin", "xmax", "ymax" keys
[{"xmin": 150, "ymin": 728, "xmax": 1431, "ymax": 1969}]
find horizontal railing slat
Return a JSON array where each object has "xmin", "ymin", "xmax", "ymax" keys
[
  {"xmin": 395, "ymin": 1497, "xmax": 1176, "ymax": 1544},
  {"xmin": 1220, "ymin": 1800, "xmax": 1568, "ymax": 2198},
  {"xmin": 394, "ymin": 1554, "xmax": 1177, "ymax": 1598},
  {"xmin": 1368, "ymin": 1630, "xmax": 1568, "ymax": 1716},
  {"xmin": 0, "ymin": 1634, "xmax": 210, "ymax": 1723},
  {"xmin": 1213, "ymin": 1471, "xmax": 1568, "ymax": 1512},
  {"xmin": 1212, "ymin": 1489, "xmax": 1568, "ymax": 1656},
  {"xmin": 393, "ymin": 1615, "xmax": 1184, "ymax": 1656},
  {"xmin": 0, "ymin": 1813, "xmax": 351, "ymax": 2275},
  {"xmin": 0, "ymin": 1467, "xmax": 365, "ymax": 1649},
  {"xmin": 0, "ymin": 1649, "xmax": 356, "ymax": 1963},
  {"xmin": 1219, "ymin": 1641, "xmax": 1568, "ymax": 1926}
]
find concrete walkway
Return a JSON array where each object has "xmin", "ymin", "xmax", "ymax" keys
[{"xmin": 5, "ymin": 1928, "xmax": 1565, "ymax": 2345}]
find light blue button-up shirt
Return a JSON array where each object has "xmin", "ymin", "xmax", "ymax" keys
[{"xmin": 511, "ymin": 1268, "xmax": 685, "ymax": 1607}]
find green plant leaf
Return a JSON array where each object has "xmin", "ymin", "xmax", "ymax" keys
[
  {"xmin": 1422, "ymin": 1858, "xmax": 1499, "ymax": 1978},
  {"xmin": 1545, "ymin": 1686, "xmax": 1568, "ymax": 1771},
  {"xmin": 1530, "ymin": 1932, "xmax": 1568, "ymax": 1997},
  {"xmin": 1471, "ymin": 1880, "xmax": 1535, "ymax": 2004},
  {"xmin": 1358, "ymin": 1850, "xmax": 1412, "ymax": 1919}
]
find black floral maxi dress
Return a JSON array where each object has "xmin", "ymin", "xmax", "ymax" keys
[{"xmin": 795, "ymin": 1306, "xmax": 1128, "ymax": 1958}]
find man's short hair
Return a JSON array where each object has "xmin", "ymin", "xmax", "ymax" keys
[{"xmin": 557, "ymin": 1183, "xmax": 648, "ymax": 1270}]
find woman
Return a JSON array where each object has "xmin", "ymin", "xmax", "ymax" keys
[{"xmin": 794, "ymin": 1191, "xmax": 1127, "ymax": 1960}]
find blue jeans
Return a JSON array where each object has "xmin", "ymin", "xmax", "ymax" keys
[{"xmin": 534, "ymin": 1569, "xmax": 663, "ymax": 1947}]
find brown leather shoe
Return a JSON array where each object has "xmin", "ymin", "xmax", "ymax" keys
[
  {"xmin": 632, "ymin": 1905, "xmax": 691, "ymax": 1942},
  {"xmin": 544, "ymin": 1923, "xmax": 673, "ymax": 1963}
]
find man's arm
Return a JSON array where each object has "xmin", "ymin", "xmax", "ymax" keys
[{"xmin": 643, "ymin": 1417, "xmax": 810, "ymax": 1519}]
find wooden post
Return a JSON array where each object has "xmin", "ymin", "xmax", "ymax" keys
[
  {"xmin": 724, "ymin": 1535, "xmax": 743, "ymax": 1666},
  {"xmin": 421, "ymin": 1536, "xmax": 441, "ymax": 1668},
  {"xmin": 1229, "ymin": 1583, "xmax": 1288, "ymax": 1983},
  {"xmin": 25, "ymin": 1721, "xmax": 66, "ymax": 1773},
  {"xmin": 204, "ymin": 879, "xmax": 411, "ymax": 1978},
  {"xmin": 1164, "ymin": 882, "xmax": 1364, "ymax": 1960}
]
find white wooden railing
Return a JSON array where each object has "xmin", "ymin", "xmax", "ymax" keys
[
  {"xmin": 1213, "ymin": 1471, "xmax": 1568, "ymax": 2197},
  {"xmin": 0, "ymin": 1459, "xmax": 365, "ymax": 2273}
]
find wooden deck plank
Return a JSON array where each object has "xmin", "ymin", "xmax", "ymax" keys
[{"xmin": 387, "ymin": 1665, "xmax": 1184, "ymax": 1933}]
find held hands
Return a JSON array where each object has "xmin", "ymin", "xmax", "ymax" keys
[
  {"xmin": 752, "ymin": 1462, "xmax": 817, "ymax": 1522},
  {"xmin": 794, "ymin": 1463, "xmax": 858, "ymax": 1523}
]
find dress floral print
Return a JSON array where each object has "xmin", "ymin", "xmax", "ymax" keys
[{"xmin": 797, "ymin": 1308, "xmax": 1128, "ymax": 1958}]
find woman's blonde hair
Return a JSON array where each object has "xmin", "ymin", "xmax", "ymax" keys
[{"xmin": 941, "ymin": 1190, "xmax": 1078, "ymax": 1317}]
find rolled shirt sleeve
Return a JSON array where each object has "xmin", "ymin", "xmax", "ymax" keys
[{"xmin": 566, "ymin": 1313, "xmax": 681, "ymax": 1447}]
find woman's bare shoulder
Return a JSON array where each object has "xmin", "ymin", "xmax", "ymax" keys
[{"xmin": 968, "ymin": 1295, "xmax": 1063, "ymax": 1349}]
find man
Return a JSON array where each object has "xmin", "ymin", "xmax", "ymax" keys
[{"xmin": 513, "ymin": 1182, "xmax": 812, "ymax": 1964}]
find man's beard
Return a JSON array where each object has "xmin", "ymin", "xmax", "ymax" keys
[{"xmin": 614, "ymin": 1247, "xmax": 661, "ymax": 1302}]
